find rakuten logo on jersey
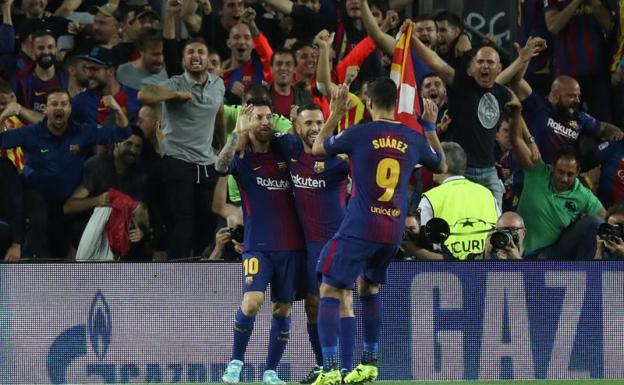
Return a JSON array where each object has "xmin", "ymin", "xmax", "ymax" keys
[
  {"xmin": 256, "ymin": 177, "xmax": 290, "ymax": 190},
  {"xmin": 547, "ymin": 118, "xmax": 579, "ymax": 140},
  {"xmin": 291, "ymin": 174, "xmax": 327, "ymax": 189}
]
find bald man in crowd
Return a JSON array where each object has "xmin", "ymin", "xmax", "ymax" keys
[{"xmin": 509, "ymin": 74, "xmax": 623, "ymax": 164}]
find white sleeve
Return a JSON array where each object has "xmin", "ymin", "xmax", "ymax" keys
[{"xmin": 418, "ymin": 196, "xmax": 433, "ymax": 226}]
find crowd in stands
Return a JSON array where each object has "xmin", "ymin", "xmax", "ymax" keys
[{"xmin": 1, "ymin": 0, "xmax": 624, "ymax": 262}]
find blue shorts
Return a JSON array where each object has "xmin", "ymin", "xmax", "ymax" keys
[
  {"xmin": 241, "ymin": 250, "xmax": 303, "ymax": 303},
  {"xmin": 297, "ymin": 241, "xmax": 326, "ymax": 297},
  {"xmin": 317, "ymin": 235, "xmax": 399, "ymax": 289}
]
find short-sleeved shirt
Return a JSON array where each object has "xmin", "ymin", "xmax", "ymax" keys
[
  {"xmin": 82, "ymin": 154, "xmax": 148, "ymax": 202},
  {"xmin": 116, "ymin": 62, "xmax": 168, "ymax": 91},
  {"xmin": 71, "ymin": 86, "xmax": 140, "ymax": 126},
  {"xmin": 523, "ymin": 91, "xmax": 600, "ymax": 164},
  {"xmin": 277, "ymin": 133, "xmax": 349, "ymax": 243},
  {"xmin": 223, "ymin": 105, "xmax": 292, "ymax": 203},
  {"xmin": 227, "ymin": 138, "xmax": 304, "ymax": 252},
  {"xmin": 12, "ymin": 68, "xmax": 69, "ymax": 113},
  {"xmin": 323, "ymin": 120, "xmax": 442, "ymax": 244},
  {"xmin": 517, "ymin": 162, "xmax": 603, "ymax": 252},
  {"xmin": 159, "ymin": 71, "xmax": 225, "ymax": 165},
  {"xmin": 447, "ymin": 71, "xmax": 511, "ymax": 168}
]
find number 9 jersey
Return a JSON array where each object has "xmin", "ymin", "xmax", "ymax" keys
[{"xmin": 323, "ymin": 120, "xmax": 442, "ymax": 244}]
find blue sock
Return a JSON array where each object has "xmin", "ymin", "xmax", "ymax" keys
[
  {"xmin": 339, "ymin": 317, "xmax": 356, "ymax": 371},
  {"xmin": 318, "ymin": 297, "xmax": 340, "ymax": 370},
  {"xmin": 265, "ymin": 315, "xmax": 291, "ymax": 371},
  {"xmin": 232, "ymin": 308, "xmax": 255, "ymax": 362},
  {"xmin": 307, "ymin": 322, "xmax": 323, "ymax": 366},
  {"xmin": 360, "ymin": 294, "xmax": 381, "ymax": 364}
]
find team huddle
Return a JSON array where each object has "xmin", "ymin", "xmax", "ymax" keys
[{"xmin": 215, "ymin": 78, "xmax": 447, "ymax": 385}]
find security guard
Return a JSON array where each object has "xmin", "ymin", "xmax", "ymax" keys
[{"xmin": 419, "ymin": 142, "xmax": 500, "ymax": 259}]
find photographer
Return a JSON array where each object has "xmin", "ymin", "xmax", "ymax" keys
[
  {"xmin": 207, "ymin": 225, "xmax": 244, "ymax": 261},
  {"xmin": 482, "ymin": 212, "xmax": 526, "ymax": 260},
  {"xmin": 594, "ymin": 204, "xmax": 624, "ymax": 260}
]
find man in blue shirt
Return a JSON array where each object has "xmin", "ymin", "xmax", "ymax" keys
[{"xmin": 0, "ymin": 90, "xmax": 130, "ymax": 260}]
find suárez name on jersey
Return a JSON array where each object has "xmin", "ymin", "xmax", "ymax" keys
[
  {"xmin": 372, "ymin": 136, "xmax": 408, "ymax": 153},
  {"xmin": 291, "ymin": 174, "xmax": 327, "ymax": 189},
  {"xmin": 256, "ymin": 177, "xmax": 290, "ymax": 190}
]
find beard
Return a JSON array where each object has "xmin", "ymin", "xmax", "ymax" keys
[
  {"xmin": 554, "ymin": 102, "xmax": 579, "ymax": 120},
  {"xmin": 36, "ymin": 55, "xmax": 55, "ymax": 69}
]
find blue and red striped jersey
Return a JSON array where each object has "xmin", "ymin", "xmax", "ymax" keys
[
  {"xmin": 222, "ymin": 56, "xmax": 266, "ymax": 91},
  {"xmin": 522, "ymin": 91, "xmax": 600, "ymax": 164},
  {"xmin": 323, "ymin": 120, "xmax": 442, "ymax": 244},
  {"xmin": 71, "ymin": 86, "xmax": 140, "ymax": 126},
  {"xmin": 544, "ymin": 0, "xmax": 608, "ymax": 76},
  {"xmin": 585, "ymin": 140, "xmax": 624, "ymax": 208},
  {"xmin": 229, "ymin": 139, "xmax": 305, "ymax": 252},
  {"xmin": 277, "ymin": 133, "xmax": 349, "ymax": 243}
]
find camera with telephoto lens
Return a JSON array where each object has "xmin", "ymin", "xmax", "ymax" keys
[
  {"xmin": 423, "ymin": 217, "xmax": 450, "ymax": 244},
  {"xmin": 228, "ymin": 225, "xmax": 244, "ymax": 243},
  {"xmin": 490, "ymin": 228, "xmax": 520, "ymax": 250},
  {"xmin": 597, "ymin": 222, "xmax": 624, "ymax": 241}
]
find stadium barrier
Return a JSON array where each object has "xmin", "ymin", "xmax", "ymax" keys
[{"xmin": 0, "ymin": 261, "xmax": 622, "ymax": 384}]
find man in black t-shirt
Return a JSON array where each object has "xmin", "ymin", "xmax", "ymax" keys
[
  {"xmin": 408, "ymin": 27, "xmax": 537, "ymax": 211},
  {"xmin": 63, "ymin": 128, "xmax": 148, "ymax": 254}
]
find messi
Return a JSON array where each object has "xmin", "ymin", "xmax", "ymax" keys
[{"xmin": 372, "ymin": 136, "xmax": 408, "ymax": 153}]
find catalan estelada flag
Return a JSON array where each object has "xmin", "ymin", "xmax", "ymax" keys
[
  {"xmin": 338, "ymin": 92, "xmax": 366, "ymax": 132},
  {"xmin": 0, "ymin": 116, "xmax": 25, "ymax": 171},
  {"xmin": 390, "ymin": 23, "xmax": 423, "ymax": 134}
]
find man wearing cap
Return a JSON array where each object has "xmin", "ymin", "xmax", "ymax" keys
[
  {"xmin": 117, "ymin": 28, "xmax": 168, "ymax": 91},
  {"xmin": 12, "ymin": 29, "xmax": 69, "ymax": 113},
  {"xmin": 71, "ymin": 46, "xmax": 139, "ymax": 128},
  {"xmin": 138, "ymin": 37, "xmax": 226, "ymax": 260},
  {"xmin": 121, "ymin": 4, "xmax": 160, "ymax": 42},
  {"xmin": 91, "ymin": 3, "xmax": 121, "ymax": 47}
]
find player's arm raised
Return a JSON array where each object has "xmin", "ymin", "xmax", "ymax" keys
[
  {"xmin": 421, "ymin": 98, "xmax": 447, "ymax": 174},
  {"xmin": 215, "ymin": 104, "xmax": 256, "ymax": 173},
  {"xmin": 312, "ymin": 85, "xmax": 349, "ymax": 156}
]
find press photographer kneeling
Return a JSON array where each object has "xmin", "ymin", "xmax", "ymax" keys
[
  {"xmin": 481, "ymin": 212, "xmax": 526, "ymax": 260},
  {"xmin": 594, "ymin": 204, "xmax": 624, "ymax": 260}
]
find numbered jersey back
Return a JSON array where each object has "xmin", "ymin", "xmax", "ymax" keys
[{"xmin": 324, "ymin": 120, "xmax": 442, "ymax": 244}]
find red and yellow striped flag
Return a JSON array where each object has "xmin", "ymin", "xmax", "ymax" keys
[
  {"xmin": 0, "ymin": 116, "xmax": 25, "ymax": 171},
  {"xmin": 390, "ymin": 23, "xmax": 423, "ymax": 134}
]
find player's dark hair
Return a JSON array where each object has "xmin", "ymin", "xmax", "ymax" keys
[
  {"xmin": 367, "ymin": 77, "xmax": 397, "ymax": 111},
  {"xmin": 243, "ymin": 84, "xmax": 271, "ymax": 105},
  {"xmin": 136, "ymin": 28, "xmax": 163, "ymax": 52},
  {"xmin": 246, "ymin": 96, "xmax": 273, "ymax": 112},
  {"xmin": 271, "ymin": 47, "xmax": 296, "ymax": 66},
  {"xmin": 434, "ymin": 10, "xmax": 463, "ymax": 30},
  {"xmin": 553, "ymin": 146, "xmax": 582, "ymax": 170},
  {"xmin": 297, "ymin": 104, "xmax": 323, "ymax": 116},
  {"xmin": 442, "ymin": 142, "xmax": 467, "ymax": 175},
  {"xmin": 45, "ymin": 89, "xmax": 71, "ymax": 102}
]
